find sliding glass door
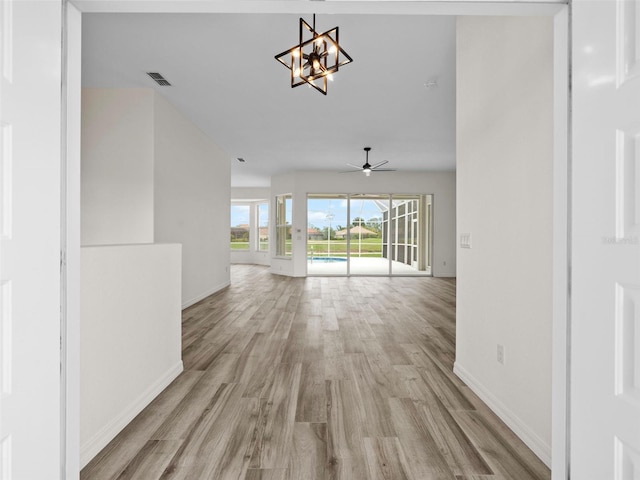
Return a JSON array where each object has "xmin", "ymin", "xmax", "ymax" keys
[
  {"xmin": 307, "ymin": 195, "xmax": 348, "ymax": 275},
  {"xmin": 307, "ymin": 193, "xmax": 432, "ymax": 276},
  {"xmin": 349, "ymin": 195, "xmax": 389, "ymax": 275}
]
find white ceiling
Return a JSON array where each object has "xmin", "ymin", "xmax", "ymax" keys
[{"xmin": 82, "ymin": 13, "xmax": 456, "ymax": 187}]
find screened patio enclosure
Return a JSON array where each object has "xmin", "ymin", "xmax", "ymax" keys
[{"xmin": 307, "ymin": 194, "xmax": 433, "ymax": 276}]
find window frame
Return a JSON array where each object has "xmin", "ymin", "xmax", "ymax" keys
[
  {"xmin": 275, "ymin": 194, "xmax": 292, "ymax": 257},
  {"xmin": 256, "ymin": 202, "xmax": 269, "ymax": 252}
]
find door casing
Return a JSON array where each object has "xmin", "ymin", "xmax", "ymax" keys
[{"xmin": 64, "ymin": 2, "xmax": 570, "ymax": 478}]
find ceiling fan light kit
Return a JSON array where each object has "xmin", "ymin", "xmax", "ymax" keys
[{"xmin": 274, "ymin": 14, "xmax": 353, "ymax": 95}]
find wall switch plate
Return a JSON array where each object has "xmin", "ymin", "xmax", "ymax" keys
[
  {"xmin": 460, "ymin": 233, "xmax": 472, "ymax": 248},
  {"xmin": 497, "ymin": 344, "xmax": 505, "ymax": 365}
]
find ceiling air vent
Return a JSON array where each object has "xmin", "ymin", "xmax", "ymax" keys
[{"xmin": 146, "ymin": 72, "xmax": 171, "ymax": 86}]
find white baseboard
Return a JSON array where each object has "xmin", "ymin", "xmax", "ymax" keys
[
  {"xmin": 80, "ymin": 361, "xmax": 184, "ymax": 468},
  {"xmin": 453, "ymin": 362, "xmax": 551, "ymax": 467},
  {"xmin": 182, "ymin": 281, "xmax": 230, "ymax": 309}
]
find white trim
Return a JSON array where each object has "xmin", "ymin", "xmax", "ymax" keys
[
  {"xmin": 182, "ymin": 281, "xmax": 229, "ymax": 309},
  {"xmin": 63, "ymin": 3, "xmax": 82, "ymax": 479},
  {"xmin": 551, "ymin": 6, "xmax": 570, "ymax": 480},
  {"xmin": 79, "ymin": 361, "xmax": 183, "ymax": 468},
  {"xmin": 73, "ymin": 0, "xmax": 566, "ymax": 16},
  {"xmin": 454, "ymin": 362, "xmax": 552, "ymax": 467}
]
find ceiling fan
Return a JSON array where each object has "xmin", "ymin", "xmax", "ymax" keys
[{"xmin": 341, "ymin": 147, "xmax": 397, "ymax": 176}]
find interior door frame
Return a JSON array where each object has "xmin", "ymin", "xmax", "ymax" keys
[{"xmin": 64, "ymin": 1, "xmax": 569, "ymax": 478}]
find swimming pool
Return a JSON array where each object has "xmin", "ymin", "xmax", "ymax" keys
[{"xmin": 307, "ymin": 256, "xmax": 347, "ymax": 263}]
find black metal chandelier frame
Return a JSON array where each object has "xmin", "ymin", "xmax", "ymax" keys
[{"xmin": 274, "ymin": 14, "xmax": 353, "ymax": 95}]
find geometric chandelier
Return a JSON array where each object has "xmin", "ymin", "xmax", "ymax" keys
[{"xmin": 274, "ymin": 14, "xmax": 353, "ymax": 95}]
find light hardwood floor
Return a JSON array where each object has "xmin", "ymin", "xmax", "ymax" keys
[{"xmin": 81, "ymin": 265, "xmax": 551, "ymax": 480}]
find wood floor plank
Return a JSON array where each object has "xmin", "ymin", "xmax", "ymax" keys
[
  {"xmin": 236, "ymin": 352, "xmax": 278, "ymax": 399},
  {"xmin": 455, "ymin": 475, "xmax": 505, "ymax": 480},
  {"xmin": 115, "ymin": 440, "xmax": 182, "ymax": 480},
  {"xmin": 286, "ymin": 423, "xmax": 326, "ymax": 480},
  {"xmin": 197, "ymin": 352, "xmax": 241, "ymax": 386},
  {"xmin": 82, "ymin": 265, "xmax": 550, "ymax": 480},
  {"xmin": 245, "ymin": 469, "xmax": 287, "ymax": 480},
  {"xmin": 296, "ymin": 360, "xmax": 327, "ymax": 423},
  {"xmin": 324, "ymin": 330, "xmax": 349, "ymax": 381},
  {"xmin": 280, "ymin": 319, "xmax": 307, "ymax": 365},
  {"xmin": 224, "ymin": 325, "xmax": 261, "ymax": 355},
  {"xmin": 380, "ymin": 342, "xmax": 413, "ymax": 366},
  {"xmin": 253, "ymin": 362, "xmax": 303, "ymax": 469},
  {"xmin": 151, "ymin": 377, "xmax": 231, "ymax": 441},
  {"xmin": 158, "ymin": 383, "xmax": 247, "ymax": 479},
  {"xmin": 322, "ymin": 306, "xmax": 340, "ymax": 331},
  {"xmin": 325, "ymin": 379, "xmax": 368, "ymax": 479},
  {"xmin": 389, "ymin": 397, "xmax": 457, "ymax": 480},
  {"xmin": 418, "ymin": 365, "xmax": 475, "ymax": 411},
  {"xmin": 417, "ymin": 400, "xmax": 493, "ymax": 476},
  {"xmin": 201, "ymin": 396, "xmax": 261, "ymax": 480},
  {"xmin": 393, "ymin": 364, "xmax": 443, "ymax": 406},
  {"xmin": 345, "ymin": 354, "xmax": 396, "ymax": 437},
  {"xmin": 182, "ymin": 332, "xmax": 233, "ymax": 371},
  {"xmin": 363, "ymin": 437, "xmax": 414, "ymax": 480}
]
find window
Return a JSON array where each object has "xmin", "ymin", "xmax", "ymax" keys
[
  {"xmin": 230, "ymin": 204, "xmax": 250, "ymax": 250},
  {"xmin": 257, "ymin": 202, "xmax": 269, "ymax": 251},
  {"xmin": 275, "ymin": 194, "xmax": 292, "ymax": 256}
]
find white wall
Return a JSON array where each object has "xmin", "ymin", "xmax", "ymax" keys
[
  {"xmin": 270, "ymin": 171, "xmax": 456, "ymax": 277},
  {"xmin": 80, "ymin": 244, "xmax": 182, "ymax": 468},
  {"xmin": 81, "ymin": 88, "xmax": 232, "ymax": 307},
  {"xmin": 230, "ymin": 187, "xmax": 271, "ymax": 266},
  {"xmin": 81, "ymin": 89, "xmax": 154, "ymax": 245},
  {"xmin": 455, "ymin": 16, "xmax": 553, "ymax": 465},
  {"xmin": 79, "ymin": 89, "xmax": 232, "ymax": 467},
  {"xmin": 231, "ymin": 187, "xmax": 271, "ymax": 199},
  {"xmin": 153, "ymin": 94, "xmax": 232, "ymax": 307}
]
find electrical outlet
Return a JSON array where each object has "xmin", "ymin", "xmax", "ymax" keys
[{"xmin": 497, "ymin": 344, "xmax": 505, "ymax": 365}]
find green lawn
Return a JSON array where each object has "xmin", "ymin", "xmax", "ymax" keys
[
  {"xmin": 232, "ymin": 238, "xmax": 382, "ymax": 256},
  {"xmin": 308, "ymin": 238, "xmax": 383, "ymax": 256}
]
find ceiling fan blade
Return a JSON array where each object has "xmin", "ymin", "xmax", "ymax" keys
[
  {"xmin": 339, "ymin": 170, "xmax": 362, "ymax": 174},
  {"xmin": 346, "ymin": 163, "xmax": 362, "ymax": 169},
  {"xmin": 370, "ymin": 160, "xmax": 389, "ymax": 169},
  {"xmin": 371, "ymin": 168, "xmax": 396, "ymax": 172}
]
